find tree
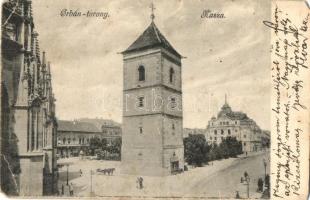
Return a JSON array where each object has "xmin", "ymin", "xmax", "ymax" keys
[
  {"xmin": 211, "ymin": 143, "xmax": 224, "ymax": 160},
  {"xmin": 100, "ymin": 138, "xmax": 108, "ymax": 151},
  {"xmin": 109, "ymin": 138, "xmax": 122, "ymax": 154},
  {"xmin": 261, "ymin": 137, "xmax": 270, "ymax": 149},
  {"xmin": 184, "ymin": 134, "xmax": 209, "ymax": 167},
  {"xmin": 104, "ymin": 138, "xmax": 122, "ymax": 160},
  {"xmin": 204, "ymin": 142, "xmax": 212, "ymax": 162},
  {"xmin": 207, "ymin": 137, "xmax": 243, "ymax": 161},
  {"xmin": 219, "ymin": 136, "xmax": 243, "ymax": 158},
  {"xmin": 89, "ymin": 137, "xmax": 101, "ymax": 156},
  {"xmin": 184, "ymin": 135, "xmax": 243, "ymax": 166}
]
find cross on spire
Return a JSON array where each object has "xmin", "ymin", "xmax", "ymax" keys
[{"xmin": 150, "ymin": 2, "xmax": 155, "ymax": 21}]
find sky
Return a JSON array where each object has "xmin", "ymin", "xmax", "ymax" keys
[{"xmin": 32, "ymin": 0, "xmax": 271, "ymax": 130}]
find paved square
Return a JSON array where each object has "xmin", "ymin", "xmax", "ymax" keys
[{"xmin": 58, "ymin": 151, "xmax": 269, "ymax": 198}]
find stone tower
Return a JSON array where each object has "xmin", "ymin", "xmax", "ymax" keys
[{"xmin": 121, "ymin": 10, "xmax": 184, "ymax": 176}]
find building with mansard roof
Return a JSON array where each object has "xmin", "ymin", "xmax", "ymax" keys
[
  {"xmin": 121, "ymin": 7, "xmax": 184, "ymax": 176},
  {"xmin": 206, "ymin": 97, "xmax": 269, "ymax": 153},
  {"xmin": 1, "ymin": 0, "xmax": 58, "ymax": 196}
]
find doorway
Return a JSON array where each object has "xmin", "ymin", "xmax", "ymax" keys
[{"xmin": 171, "ymin": 161, "xmax": 179, "ymax": 173}]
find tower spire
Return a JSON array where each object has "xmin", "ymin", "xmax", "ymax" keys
[
  {"xmin": 47, "ymin": 61, "xmax": 51, "ymax": 76},
  {"xmin": 225, "ymin": 94, "xmax": 227, "ymax": 104},
  {"xmin": 150, "ymin": 2, "xmax": 155, "ymax": 21},
  {"xmin": 42, "ymin": 51, "xmax": 46, "ymax": 65}
]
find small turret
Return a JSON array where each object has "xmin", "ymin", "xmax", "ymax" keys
[
  {"xmin": 47, "ymin": 61, "xmax": 51, "ymax": 79},
  {"xmin": 35, "ymin": 33, "xmax": 40, "ymax": 63},
  {"xmin": 42, "ymin": 51, "xmax": 46, "ymax": 67},
  {"xmin": 217, "ymin": 94, "xmax": 232, "ymax": 118},
  {"xmin": 31, "ymin": 32, "xmax": 38, "ymax": 57}
]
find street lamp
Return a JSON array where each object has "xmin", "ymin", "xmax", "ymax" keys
[
  {"xmin": 66, "ymin": 164, "xmax": 69, "ymax": 186},
  {"xmin": 90, "ymin": 169, "xmax": 95, "ymax": 197},
  {"xmin": 241, "ymin": 171, "xmax": 250, "ymax": 199},
  {"xmin": 263, "ymin": 158, "xmax": 267, "ymax": 179},
  {"xmin": 245, "ymin": 176, "xmax": 250, "ymax": 198}
]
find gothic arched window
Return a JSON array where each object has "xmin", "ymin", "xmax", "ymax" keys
[
  {"xmin": 169, "ymin": 67, "xmax": 175, "ymax": 83},
  {"xmin": 138, "ymin": 65, "xmax": 145, "ymax": 81}
]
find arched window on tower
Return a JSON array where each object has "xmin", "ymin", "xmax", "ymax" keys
[
  {"xmin": 169, "ymin": 67, "xmax": 175, "ymax": 83},
  {"xmin": 138, "ymin": 65, "xmax": 145, "ymax": 81}
]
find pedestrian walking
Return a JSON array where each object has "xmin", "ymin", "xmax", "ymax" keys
[
  {"xmin": 136, "ymin": 177, "xmax": 140, "ymax": 189},
  {"xmin": 265, "ymin": 174, "xmax": 270, "ymax": 189},
  {"xmin": 80, "ymin": 169, "xmax": 82, "ymax": 177},
  {"xmin": 258, "ymin": 178, "xmax": 264, "ymax": 192},
  {"xmin": 139, "ymin": 177, "xmax": 144, "ymax": 189},
  {"xmin": 235, "ymin": 191, "xmax": 240, "ymax": 199},
  {"xmin": 69, "ymin": 182, "xmax": 74, "ymax": 196},
  {"xmin": 244, "ymin": 171, "xmax": 248, "ymax": 178}
]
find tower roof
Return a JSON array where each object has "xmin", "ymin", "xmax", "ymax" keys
[{"xmin": 122, "ymin": 22, "xmax": 181, "ymax": 57}]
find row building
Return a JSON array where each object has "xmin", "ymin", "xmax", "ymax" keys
[
  {"xmin": 206, "ymin": 97, "xmax": 270, "ymax": 153},
  {"xmin": 57, "ymin": 119, "xmax": 121, "ymax": 157},
  {"xmin": 1, "ymin": 0, "xmax": 58, "ymax": 196}
]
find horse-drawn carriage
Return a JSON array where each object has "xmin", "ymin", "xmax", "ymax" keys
[{"xmin": 96, "ymin": 168, "xmax": 115, "ymax": 175}]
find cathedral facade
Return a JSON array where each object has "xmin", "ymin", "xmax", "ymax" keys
[
  {"xmin": 121, "ymin": 17, "xmax": 184, "ymax": 176},
  {"xmin": 1, "ymin": 0, "xmax": 58, "ymax": 196}
]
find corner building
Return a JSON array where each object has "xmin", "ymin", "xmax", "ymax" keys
[
  {"xmin": 121, "ymin": 20, "xmax": 184, "ymax": 176},
  {"xmin": 206, "ymin": 99, "xmax": 266, "ymax": 153}
]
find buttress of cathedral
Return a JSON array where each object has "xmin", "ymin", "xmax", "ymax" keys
[
  {"xmin": 121, "ymin": 8, "xmax": 184, "ymax": 176},
  {"xmin": 1, "ymin": 0, "xmax": 58, "ymax": 196}
]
